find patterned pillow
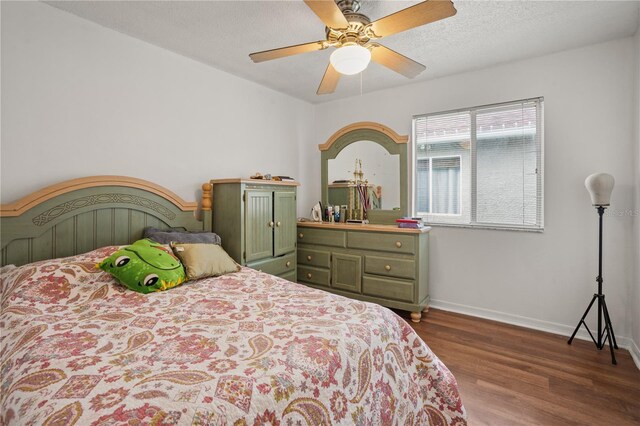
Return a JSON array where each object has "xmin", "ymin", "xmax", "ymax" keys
[{"xmin": 98, "ymin": 239, "xmax": 186, "ymax": 294}]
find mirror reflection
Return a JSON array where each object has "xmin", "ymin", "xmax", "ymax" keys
[{"xmin": 327, "ymin": 140, "xmax": 400, "ymax": 210}]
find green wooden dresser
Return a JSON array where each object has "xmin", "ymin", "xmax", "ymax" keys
[
  {"xmin": 211, "ymin": 179, "xmax": 298, "ymax": 281},
  {"xmin": 296, "ymin": 222, "xmax": 430, "ymax": 322}
]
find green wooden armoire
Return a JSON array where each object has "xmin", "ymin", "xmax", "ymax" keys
[{"xmin": 211, "ymin": 179, "xmax": 299, "ymax": 281}]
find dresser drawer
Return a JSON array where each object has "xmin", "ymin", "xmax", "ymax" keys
[
  {"xmin": 348, "ymin": 232, "xmax": 415, "ymax": 254},
  {"xmin": 297, "ymin": 265, "xmax": 331, "ymax": 287},
  {"xmin": 362, "ymin": 276, "xmax": 415, "ymax": 303},
  {"xmin": 297, "ymin": 227, "xmax": 346, "ymax": 248},
  {"xmin": 298, "ymin": 248, "xmax": 331, "ymax": 268},
  {"xmin": 280, "ymin": 270, "xmax": 296, "ymax": 282},
  {"xmin": 365, "ymin": 255, "xmax": 416, "ymax": 280},
  {"xmin": 248, "ymin": 252, "xmax": 296, "ymax": 276}
]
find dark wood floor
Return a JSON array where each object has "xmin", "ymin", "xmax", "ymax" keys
[{"xmin": 402, "ymin": 309, "xmax": 640, "ymax": 426}]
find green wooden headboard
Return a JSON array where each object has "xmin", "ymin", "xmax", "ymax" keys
[{"xmin": 0, "ymin": 176, "xmax": 212, "ymax": 267}]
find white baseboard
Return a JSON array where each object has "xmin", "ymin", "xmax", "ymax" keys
[
  {"xmin": 629, "ymin": 339, "xmax": 640, "ymax": 371},
  {"xmin": 430, "ymin": 299, "xmax": 640, "ymax": 371}
]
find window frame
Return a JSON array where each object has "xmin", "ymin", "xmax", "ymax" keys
[{"xmin": 410, "ymin": 97, "xmax": 544, "ymax": 232}]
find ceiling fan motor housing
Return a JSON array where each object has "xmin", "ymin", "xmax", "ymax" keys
[
  {"xmin": 326, "ymin": 12, "xmax": 372, "ymax": 47},
  {"xmin": 337, "ymin": 0, "xmax": 361, "ymax": 13}
]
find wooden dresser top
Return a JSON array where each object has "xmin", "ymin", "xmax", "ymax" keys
[{"xmin": 297, "ymin": 221, "xmax": 431, "ymax": 234}]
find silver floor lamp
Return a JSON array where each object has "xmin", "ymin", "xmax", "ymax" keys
[{"xmin": 568, "ymin": 173, "xmax": 618, "ymax": 364}]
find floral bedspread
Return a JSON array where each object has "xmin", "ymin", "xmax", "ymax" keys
[{"xmin": 1, "ymin": 247, "xmax": 466, "ymax": 425}]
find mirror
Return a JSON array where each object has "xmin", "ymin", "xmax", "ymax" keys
[
  {"xmin": 320, "ymin": 122, "xmax": 409, "ymax": 224},
  {"xmin": 328, "ymin": 141, "xmax": 400, "ymax": 210}
]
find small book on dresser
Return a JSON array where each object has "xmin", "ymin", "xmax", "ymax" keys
[{"xmin": 396, "ymin": 218, "xmax": 425, "ymax": 229}]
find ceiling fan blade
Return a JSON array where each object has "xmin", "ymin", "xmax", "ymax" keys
[
  {"xmin": 369, "ymin": 0, "xmax": 456, "ymax": 39},
  {"xmin": 304, "ymin": 0, "xmax": 350, "ymax": 29},
  {"xmin": 250, "ymin": 41, "xmax": 326, "ymax": 63},
  {"xmin": 317, "ymin": 63, "xmax": 341, "ymax": 95},
  {"xmin": 370, "ymin": 44, "xmax": 426, "ymax": 78}
]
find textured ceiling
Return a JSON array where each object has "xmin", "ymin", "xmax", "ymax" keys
[{"xmin": 45, "ymin": 1, "xmax": 640, "ymax": 104}]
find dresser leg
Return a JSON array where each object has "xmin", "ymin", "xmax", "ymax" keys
[
  {"xmin": 410, "ymin": 312, "xmax": 422, "ymax": 323},
  {"xmin": 422, "ymin": 306, "xmax": 429, "ymax": 314}
]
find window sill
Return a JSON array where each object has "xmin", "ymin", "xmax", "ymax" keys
[{"xmin": 423, "ymin": 222, "xmax": 544, "ymax": 233}]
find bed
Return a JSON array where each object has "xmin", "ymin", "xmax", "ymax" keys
[{"xmin": 0, "ymin": 176, "xmax": 466, "ymax": 425}]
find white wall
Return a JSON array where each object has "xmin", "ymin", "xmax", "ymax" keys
[
  {"xmin": 0, "ymin": 1, "xmax": 314, "ymax": 206},
  {"xmin": 632, "ymin": 28, "xmax": 640, "ymax": 361},
  {"xmin": 307, "ymin": 37, "xmax": 638, "ymax": 344}
]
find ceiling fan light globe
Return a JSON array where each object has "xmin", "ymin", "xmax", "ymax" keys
[{"xmin": 330, "ymin": 44, "xmax": 371, "ymax": 75}]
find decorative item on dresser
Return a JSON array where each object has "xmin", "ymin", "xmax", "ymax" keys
[{"xmin": 211, "ymin": 179, "xmax": 299, "ymax": 281}]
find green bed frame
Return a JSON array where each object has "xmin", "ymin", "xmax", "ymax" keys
[{"xmin": 0, "ymin": 176, "xmax": 212, "ymax": 267}]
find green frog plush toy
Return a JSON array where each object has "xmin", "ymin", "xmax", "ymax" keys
[{"xmin": 98, "ymin": 239, "xmax": 186, "ymax": 294}]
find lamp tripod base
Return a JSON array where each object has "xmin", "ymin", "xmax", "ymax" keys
[{"xmin": 568, "ymin": 291, "xmax": 618, "ymax": 365}]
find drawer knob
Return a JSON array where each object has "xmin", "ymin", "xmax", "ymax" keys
[
  {"xmin": 395, "ymin": 241, "xmax": 402, "ymax": 248},
  {"xmin": 307, "ymin": 273, "xmax": 312, "ymax": 279},
  {"xmin": 269, "ymin": 221, "xmax": 274, "ymax": 228},
  {"xmin": 299, "ymin": 233, "xmax": 304, "ymax": 239},
  {"xmin": 276, "ymin": 221, "xmax": 282, "ymax": 227},
  {"xmin": 286, "ymin": 261, "xmax": 291, "ymax": 267},
  {"xmin": 385, "ymin": 265, "xmax": 391, "ymax": 271},
  {"xmin": 307, "ymin": 255, "xmax": 312, "ymax": 261}
]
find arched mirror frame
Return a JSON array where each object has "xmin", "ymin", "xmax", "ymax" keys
[{"xmin": 319, "ymin": 122, "xmax": 409, "ymax": 224}]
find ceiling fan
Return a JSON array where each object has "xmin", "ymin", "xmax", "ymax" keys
[{"xmin": 249, "ymin": 0, "xmax": 457, "ymax": 95}]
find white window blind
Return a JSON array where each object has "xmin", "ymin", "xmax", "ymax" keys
[{"xmin": 412, "ymin": 98, "xmax": 544, "ymax": 231}]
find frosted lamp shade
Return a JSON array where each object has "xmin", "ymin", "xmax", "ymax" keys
[
  {"xmin": 330, "ymin": 45, "xmax": 371, "ymax": 75},
  {"xmin": 585, "ymin": 173, "xmax": 614, "ymax": 206}
]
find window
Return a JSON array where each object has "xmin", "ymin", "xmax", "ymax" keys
[
  {"xmin": 412, "ymin": 98, "xmax": 544, "ymax": 231},
  {"xmin": 416, "ymin": 156, "xmax": 461, "ymax": 215}
]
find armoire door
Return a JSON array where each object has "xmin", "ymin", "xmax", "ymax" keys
[
  {"xmin": 245, "ymin": 190, "xmax": 273, "ymax": 262},
  {"xmin": 273, "ymin": 191, "xmax": 297, "ymax": 257}
]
